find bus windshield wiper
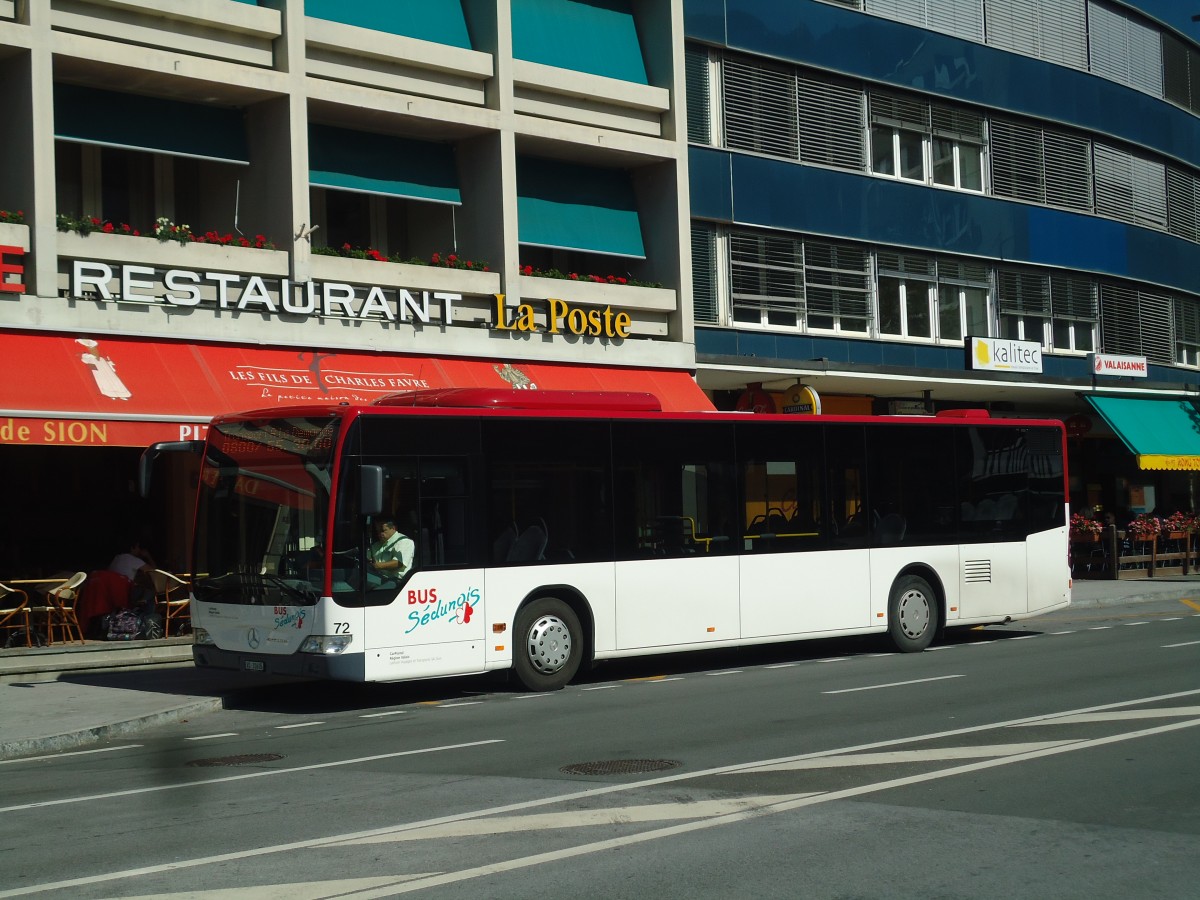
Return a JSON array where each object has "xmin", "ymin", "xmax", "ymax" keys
[{"xmin": 260, "ymin": 574, "xmax": 318, "ymax": 604}]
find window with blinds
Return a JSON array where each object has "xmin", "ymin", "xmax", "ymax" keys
[
  {"xmin": 1164, "ymin": 34, "xmax": 1200, "ymax": 115},
  {"xmin": 729, "ymin": 232, "xmax": 806, "ymax": 328},
  {"xmin": 1100, "ymin": 283, "xmax": 1174, "ymax": 363},
  {"xmin": 1094, "ymin": 144, "xmax": 1167, "ymax": 231},
  {"xmin": 869, "ymin": 91, "xmax": 984, "ymax": 190},
  {"xmin": 722, "ymin": 56, "xmax": 798, "ymax": 160},
  {"xmin": 685, "ymin": 46, "xmax": 713, "ymax": 146},
  {"xmin": 1174, "ymin": 296, "xmax": 1200, "ymax": 366},
  {"xmin": 691, "ymin": 223, "xmax": 719, "ymax": 324},
  {"xmin": 997, "ymin": 268, "xmax": 1051, "ymax": 344},
  {"xmin": 1087, "ymin": 1, "xmax": 1163, "ymax": 98},
  {"xmin": 806, "ymin": 241, "xmax": 872, "ymax": 334},
  {"xmin": 865, "ymin": 0, "xmax": 984, "ymax": 43},
  {"xmin": 1049, "ymin": 274, "xmax": 1097, "ymax": 351},
  {"xmin": 797, "ymin": 75, "xmax": 866, "ymax": 172},
  {"xmin": 1167, "ymin": 167, "xmax": 1200, "ymax": 243},
  {"xmin": 990, "ymin": 119, "xmax": 1091, "ymax": 211},
  {"xmin": 876, "ymin": 250, "xmax": 936, "ymax": 339},
  {"xmin": 984, "ymin": 0, "xmax": 1088, "ymax": 70}
]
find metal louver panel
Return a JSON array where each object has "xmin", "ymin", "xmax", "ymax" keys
[
  {"xmin": 867, "ymin": 0, "xmax": 927, "ymax": 29},
  {"xmin": 869, "ymin": 92, "xmax": 928, "ymax": 130},
  {"xmin": 985, "ymin": 0, "xmax": 1041, "ymax": 59},
  {"xmin": 1101, "ymin": 284, "xmax": 1175, "ymax": 363},
  {"xmin": 1042, "ymin": 132, "xmax": 1092, "ymax": 211},
  {"xmin": 805, "ymin": 241, "xmax": 871, "ymax": 322},
  {"xmin": 821, "ymin": 0, "xmax": 863, "ymax": 8},
  {"xmin": 1095, "ymin": 144, "xmax": 1167, "ymax": 230},
  {"xmin": 997, "ymin": 270, "xmax": 1051, "ymax": 315},
  {"xmin": 797, "ymin": 75, "xmax": 865, "ymax": 171},
  {"xmin": 936, "ymin": 257, "xmax": 990, "ymax": 284},
  {"xmin": 690, "ymin": 224, "xmax": 718, "ymax": 324},
  {"xmin": 1050, "ymin": 275, "xmax": 1098, "ymax": 320},
  {"xmin": 931, "ymin": 105, "xmax": 984, "ymax": 142},
  {"xmin": 990, "ymin": 119, "xmax": 1044, "ymax": 203},
  {"xmin": 963, "ymin": 559, "xmax": 992, "ymax": 583},
  {"xmin": 878, "ymin": 251, "xmax": 936, "ymax": 277},
  {"xmin": 1088, "ymin": 1, "xmax": 1164, "ymax": 97},
  {"xmin": 1167, "ymin": 167, "xmax": 1200, "ymax": 242},
  {"xmin": 722, "ymin": 57, "xmax": 798, "ymax": 160},
  {"xmin": 1175, "ymin": 296, "xmax": 1200, "ymax": 345},
  {"xmin": 927, "ymin": 0, "xmax": 985, "ymax": 43},
  {"xmin": 685, "ymin": 46, "xmax": 712, "ymax": 145},
  {"xmin": 1037, "ymin": 0, "xmax": 1087, "ymax": 70},
  {"xmin": 730, "ymin": 232, "xmax": 805, "ymax": 313},
  {"xmin": 1163, "ymin": 35, "xmax": 1197, "ymax": 112}
]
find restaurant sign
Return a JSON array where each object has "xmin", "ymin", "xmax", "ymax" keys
[
  {"xmin": 0, "ymin": 416, "xmax": 207, "ymax": 447},
  {"xmin": 968, "ymin": 336, "xmax": 1042, "ymax": 374}
]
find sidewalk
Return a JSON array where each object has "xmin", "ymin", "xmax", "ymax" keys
[{"xmin": 3, "ymin": 576, "xmax": 1200, "ymax": 761}]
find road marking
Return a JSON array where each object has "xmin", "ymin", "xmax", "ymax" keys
[
  {"xmin": 1163, "ymin": 639, "xmax": 1200, "ymax": 648},
  {"xmin": 512, "ymin": 694, "xmax": 552, "ymax": 700},
  {"xmin": 923, "ymin": 645, "xmax": 955, "ymax": 651},
  {"xmin": 185, "ymin": 733, "xmax": 238, "ymax": 741},
  {"xmin": 823, "ymin": 675, "xmax": 964, "ymax": 694},
  {"xmin": 1008, "ymin": 635, "xmax": 1037, "ymax": 640},
  {"xmin": 1049, "ymin": 631, "xmax": 1075, "ymax": 635},
  {"xmin": 707, "ymin": 670, "xmax": 743, "ymax": 676},
  {"xmin": 275, "ymin": 722, "xmax": 323, "ymax": 730},
  {"xmin": 359, "ymin": 711, "xmax": 406, "ymax": 718},
  {"xmin": 1088, "ymin": 626, "xmax": 1112, "ymax": 630},
  {"xmin": 581, "ymin": 685, "xmax": 619, "ymax": 691},
  {"xmin": 341, "ymin": 796, "xmax": 821, "ymax": 843},
  {"xmin": 645, "ymin": 677, "xmax": 684, "ymax": 684},
  {"xmin": 766, "ymin": 662, "xmax": 799, "ymax": 668},
  {"xmin": 1015, "ymin": 706, "xmax": 1200, "ymax": 725},
  {"xmin": 9, "ymin": 689, "xmax": 1200, "ymax": 898},
  {"xmin": 817, "ymin": 657, "xmax": 851, "ymax": 663},
  {"xmin": 1162, "ymin": 617, "xmax": 1182, "ymax": 621},
  {"xmin": 746, "ymin": 741, "xmax": 1078, "ymax": 771},
  {"xmin": 1178, "ymin": 598, "xmax": 1200, "ymax": 612},
  {"xmin": 1124, "ymin": 622, "xmax": 1149, "ymax": 626},
  {"xmin": 437, "ymin": 702, "xmax": 483, "ymax": 708},
  {"xmin": 0, "ymin": 745, "xmax": 142, "ymax": 765},
  {"xmin": 0, "ymin": 740, "xmax": 503, "ymax": 815}
]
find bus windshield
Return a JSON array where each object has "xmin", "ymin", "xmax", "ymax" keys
[{"xmin": 193, "ymin": 416, "xmax": 341, "ymax": 607}]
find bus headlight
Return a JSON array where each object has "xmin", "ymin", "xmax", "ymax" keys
[
  {"xmin": 192, "ymin": 628, "xmax": 215, "ymax": 646},
  {"xmin": 299, "ymin": 634, "xmax": 353, "ymax": 655}
]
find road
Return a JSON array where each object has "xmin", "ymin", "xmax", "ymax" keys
[{"xmin": 2, "ymin": 598, "xmax": 1199, "ymax": 899}]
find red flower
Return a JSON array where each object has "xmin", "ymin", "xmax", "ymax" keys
[
  {"xmin": 448, "ymin": 254, "xmax": 457, "ymax": 264},
  {"xmin": 102, "ymin": 222, "xmax": 114, "ymax": 233},
  {"xmin": 431, "ymin": 252, "xmax": 441, "ymax": 264},
  {"xmin": 342, "ymin": 243, "xmax": 352, "ymax": 252},
  {"xmin": 483, "ymin": 265, "xmax": 490, "ymax": 272},
  {"xmin": 465, "ymin": 260, "xmax": 473, "ymax": 269},
  {"xmin": 522, "ymin": 265, "xmax": 533, "ymax": 276},
  {"xmin": 90, "ymin": 217, "xmax": 101, "ymax": 225},
  {"xmin": 617, "ymin": 276, "xmax": 627, "ymax": 285},
  {"xmin": 569, "ymin": 273, "xmax": 579, "ymax": 280},
  {"xmin": 133, "ymin": 229, "xmax": 140, "ymax": 236}
]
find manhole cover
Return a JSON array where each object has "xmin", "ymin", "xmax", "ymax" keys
[
  {"xmin": 186, "ymin": 753, "xmax": 284, "ymax": 767},
  {"xmin": 560, "ymin": 759, "xmax": 681, "ymax": 776}
]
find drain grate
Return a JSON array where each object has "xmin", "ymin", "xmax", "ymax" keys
[
  {"xmin": 560, "ymin": 759, "xmax": 681, "ymax": 776},
  {"xmin": 186, "ymin": 753, "xmax": 284, "ymax": 767}
]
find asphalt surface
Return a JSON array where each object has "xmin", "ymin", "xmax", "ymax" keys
[{"xmin": 2, "ymin": 575, "xmax": 1199, "ymax": 761}]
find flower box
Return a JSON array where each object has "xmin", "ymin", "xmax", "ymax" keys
[
  {"xmin": 0, "ymin": 221, "xmax": 28, "ymax": 251},
  {"xmin": 57, "ymin": 231, "xmax": 288, "ymax": 275},
  {"xmin": 309, "ymin": 255, "xmax": 499, "ymax": 296}
]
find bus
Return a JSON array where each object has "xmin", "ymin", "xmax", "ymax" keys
[{"xmin": 144, "ymin": 389, "xmax": 1070, "ymax": 691}]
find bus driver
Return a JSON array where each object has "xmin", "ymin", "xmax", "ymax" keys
[{"xmin": 368, "ymin": 516, "xmax": 414, "ymax": 581}]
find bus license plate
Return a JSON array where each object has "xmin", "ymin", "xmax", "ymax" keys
[{"xmin": 244, "ymin": 660, "xmax": 264, "ymax": 672}]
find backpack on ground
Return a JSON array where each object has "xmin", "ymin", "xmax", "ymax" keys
[{"xmin": 105, "ymin": 608, "xmax": 142, "ymax": 641}]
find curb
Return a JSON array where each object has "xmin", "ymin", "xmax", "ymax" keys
[
  {"xmin": 0, "ymin": 642, "xmax": 194, "ymax": 683},
  {"xmin": 0, "ymin": 696, "xmax": 225, "ymax": 761}
]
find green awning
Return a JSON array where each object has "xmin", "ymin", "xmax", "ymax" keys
[
  {"xmin": 517, "ymin": 157, "xmax": 645, "ymax": 258},
  {"xmin": 305, "ymin": 0, "xmax": 472, "ymax": 49},
  {"xmin": 1085, "ymin": 396, "xmax": 1200, "ymax": 471},
  {"xmin": 309, "ymin": 125, "xmax": 461, "ymax": 205},
  {"xmin": 54, "ymin": 85, "xmax": 249, "ymax": 165},
  {"xmin": 511, "ymin": 0, "xmax": 648, "ymax": 84}
]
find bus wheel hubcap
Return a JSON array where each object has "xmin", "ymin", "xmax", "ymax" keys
[
  {"xmin": 527, "ymin": 615, "xmax": 572, "ymax": 674},
  {"xmin": 898, "ymin": 590, "xmax": 930, "ymax": 638}
]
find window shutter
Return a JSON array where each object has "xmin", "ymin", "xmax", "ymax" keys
[
  {"xmin": 1137, "ymin": 291, "xmax": 1175, "ymax": 364},
  {"xmin": 930, "ymin": 104, "xmax": 984, "ymax": 142},
  {"xmin": 997, "ymin": 269, "xmax": 1051, "ymax": 315},
  {"xmin": 877, "ymin": 250, "xmax": 936, "ymax": 278},
  {"xmin": 1088, "ymin": 1, "xmax": 1164, "ymax": 97},
  {"xmin": 685, "ymin": 46, "xmax": 712, "ymax": 145},
  {"xmin": 1163, "ymin": 34, "xmax": 1196, "ymax": 111},
  {"xmin": 730, "ymin": 232, "xmax": 805, "ymax": 316},
  {"xmin": 1095, "ymin": 144, "xmax": 1167, "ymax": 230},
  {"xmin": 869, "ymin": 92, "xmax": 929, "ymax": 131},
  {"xmin": 936, "ymin": 257, "xmax": 990, "ymax": 284},
  {"xmin": 804, "ymin": 241, "xmax": 871, "ymax": 323},
  {"xmin": 722, "ymin": 56, "xmax": 798, "ymax": 159},
  {"xmin": 797, "ymin": 75, "xmax": 865, "ymax": 171},
  {"xmin": 1175, "ymin": 296, "xmax": 1200, "ymax": 346},
  {"xmin": 1050, "ymin": 275, "xmax": 1097, "ymax": 320},
  {"xmin": 866, "ymin": 0, "xmax": 927, "ymax": 29},
  {"xmin": 985, "ymin": 0, "xmax": 1042, "ymax": 59},
  {"xmin": 990, "ymin": 119, "xmax": 1045, "ymax": 203},
  {"xmin": 1101, "ymin": 284, "xmax": 1174, "ymax": 362},
  {"xmin": 1167, "ymin": 167, "xmax": 1200, "ymax": 242},
  {"xmin": 1037, "ymin": 0, "xmax": 1087, "ymax": 69},
  {"xmin": 691, "ymin": 224, "xmax": 718, "ymax": 324},
  {"xmin": 927, "ymin": 0, "xmax": 985, "ymax": 43}
]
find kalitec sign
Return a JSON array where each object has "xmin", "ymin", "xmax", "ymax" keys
[
  {"xmin": 968, "ymin": 336, "xmax": 1043, "ymax": 374},
  {"xmin": 1091, "ymin": 353, "xmax": 1148, "ymax": 378},
  {"xmin": 69, "ymin": 260, "xmax": 631, "ymax": 338}
]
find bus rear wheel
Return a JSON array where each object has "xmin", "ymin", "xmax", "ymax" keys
[
  {"xmin": 513, "ymin": 597, "xmax": 583, "ymax": 691},
  {"xmin": 887, "ymin": 574, "xmax": 937, "ymax": 652}
]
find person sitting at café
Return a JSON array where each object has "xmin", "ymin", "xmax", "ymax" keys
[
  {"xmin": 108, "ymin": 537, "xmax": 157, "ymax": 613},
  {"xmin": 368, "ymin": 516, "xmax": 414, "ymax": 583}
]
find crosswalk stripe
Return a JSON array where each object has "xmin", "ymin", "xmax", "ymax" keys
[
  {"xmin": 743, "ymin": 741, "xmax": 1077, "ymax": 771},
  {"xmin": 1015, "ymin": 707, "xmax": 1200, "ymax": 726}
]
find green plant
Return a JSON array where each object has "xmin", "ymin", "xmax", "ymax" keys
[{"xmin": 0, "ymin": 209, "xmax": 24, "ymax": 224}]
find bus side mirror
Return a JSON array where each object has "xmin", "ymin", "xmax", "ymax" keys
[
  {"xmin": 139, "ymin": 440, "xmax": 205, "ymax": 497},
  {"xmin": 361, "ymin": 465, "xmax": 384, "ymax": 516}
]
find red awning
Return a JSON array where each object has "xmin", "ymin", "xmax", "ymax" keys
[{"xmin": 0, "ymin": 331, "xmax": 712, "ymax": 447}]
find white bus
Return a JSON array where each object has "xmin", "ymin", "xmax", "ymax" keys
[{"xmin": 146, "ymin": 389, "xmax": 1070, "ymax": 691}]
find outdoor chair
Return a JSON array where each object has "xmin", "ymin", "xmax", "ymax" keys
[
  {"xmin": 40, "ymin": 571, "xmax": 88, "ymax": 645},
  {"xmin": 149, "ymin": 569, "xmax": 190, "ymax": 636},
  {"xmin": 0, "ymin": 581, "xmax": 32, "ymax": 648}
]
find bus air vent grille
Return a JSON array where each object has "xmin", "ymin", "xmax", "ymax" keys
[{"xmin": 964, "ymin": 559, "xmax": 992, "ymax": 583}]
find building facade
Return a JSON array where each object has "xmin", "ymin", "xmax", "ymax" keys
[
  {"xmin": 685, "ymin": 0, "xmax": 1200, "ymax": 522},
  {"xmin": 0, "ymin": 0, "xmax": 702, "ymax": 575}
]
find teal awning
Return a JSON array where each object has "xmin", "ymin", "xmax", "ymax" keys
[
  {"xmin": 517, "ymin": 157, "xmax": 645, "ymax": 258},
  {"xmin": 309, "ymin": 125, "xmax": 461, "ymax": 205},
  {"xmin": 54, "ymin": 85, "xmax": 249, "ymax": 164},
  {"xmin": 305, "ymin": 0, "xmax": 472, "ymax": 49},
  {"xmin": 511, "ymin": 0, "xmax": 648, "ymax": 84},
  {"xmin": 1085, "ymin": 396, "xmax": 1200, "ymax": 471}
]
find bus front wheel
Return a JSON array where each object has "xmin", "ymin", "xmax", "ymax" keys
[
  {"xmin": 513, "ymin": 597, "xmax": 583, "ymax": 691},
  {"xmin": 887, "ymin": 574, "xmax": 937, "ymax": 652}
]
